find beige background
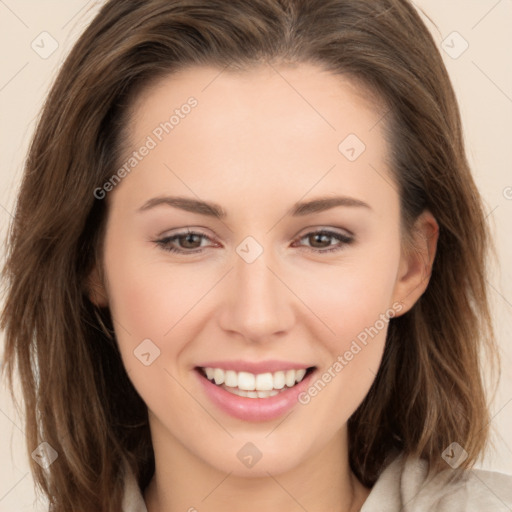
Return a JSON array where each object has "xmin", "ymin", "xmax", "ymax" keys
[{"xmin": 1, "ymin": 1, "xmax": 511, "ymax": 510}]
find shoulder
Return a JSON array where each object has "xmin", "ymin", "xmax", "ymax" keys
[
  {"xmin": 122, "ymin": 460, "xmax": 148, "ymax": 512},
  {"xmin": 361, "ymin": 452, "xmax": 512, "ymax": 511}
]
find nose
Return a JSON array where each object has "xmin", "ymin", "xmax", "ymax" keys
[{"xmin": 217, "ymin": 242, "xmax": 295, "ymax": 344}]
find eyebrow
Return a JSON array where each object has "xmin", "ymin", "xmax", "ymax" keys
[{"xmin": 138, "ymin": 194, "xmax": 371, "ymax": 218}]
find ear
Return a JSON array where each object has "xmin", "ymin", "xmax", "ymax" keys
[
  {"xmin": 85, "ymin": 264, "xmax": 109, "ymax": 308},
  {"xmin": 392, "ymin": 209, "xmax": 439, "ymax": 316}
]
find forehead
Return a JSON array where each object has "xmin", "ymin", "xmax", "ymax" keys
[
  {"xmin": 113, "ymin": 62, "xmax": 395, "ymax": 216},
  {"xmin": 128, "ymin": 62, "xmax": 386, "ymax": 142}
]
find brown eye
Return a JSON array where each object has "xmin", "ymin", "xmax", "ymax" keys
[
  {"xmin": 155, "ymin": 231, "xmax": 213, "ymax": 254},
  {"xmin": 294, "ymin": 230, "xmax": 354, "ymax": 254},
  {"xmin": 176, "ymin": 233, "xmax": 203, "ymax": 249}
]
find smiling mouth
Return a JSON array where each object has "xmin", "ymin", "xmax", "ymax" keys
[{"xmin": 195, "ymin": 366, "xmax": 316, "ymax": 399}]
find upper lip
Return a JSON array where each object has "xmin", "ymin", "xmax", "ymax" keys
[{"xmin": 195, "ymin": 360, "xmax": 315, "ymax": 374}]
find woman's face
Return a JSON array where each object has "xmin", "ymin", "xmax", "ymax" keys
[{"xmin": 94, "ymin": 63, "xmax": 435, "ymax": 477}]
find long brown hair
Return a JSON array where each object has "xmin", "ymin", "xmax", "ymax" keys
[{"xmin": 1, "ymin": 0, "xmax": 498, "ymax": 510}]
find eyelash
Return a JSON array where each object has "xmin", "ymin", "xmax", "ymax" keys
[{"xmin": 154, "ymin": 229, "xmax": 354, "ymax": 255}]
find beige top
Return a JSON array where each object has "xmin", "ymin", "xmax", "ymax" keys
[{"xmin": 122, "ymin": 453, "xmax": 512, "ymax": 511}]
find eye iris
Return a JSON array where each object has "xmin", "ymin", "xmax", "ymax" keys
[
  {"xmin": 180, "ymin": 233, "xmax": 202, "ymax": 249},
  {"xmin": 309, "ymin": 232, "xmax": 332, "ymax": 248}
]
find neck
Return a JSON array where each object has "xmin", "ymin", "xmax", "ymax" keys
[{"xmin": 143, "ymin": 418, "xmax": 370, "ymax": 512}]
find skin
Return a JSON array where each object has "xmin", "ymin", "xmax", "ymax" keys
[{"xmin": 89, "ymin": 62, "xmax": 438, "ymax": 512}]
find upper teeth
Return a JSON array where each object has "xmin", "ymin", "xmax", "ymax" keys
[{"xmin": 203, "ymin": 367, "xmax": 308, "ymax": 391}]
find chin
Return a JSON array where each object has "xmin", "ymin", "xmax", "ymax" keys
[{"xmin": 197, "ymin": 430, "xmax": 318, "ymax": 478}]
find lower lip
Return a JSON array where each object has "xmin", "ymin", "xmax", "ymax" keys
[{"xmin": 195, "ymin": 368, "xmax": 316, "ymax": 422}]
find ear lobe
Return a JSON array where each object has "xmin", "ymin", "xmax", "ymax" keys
[
  {"xmin": 392, "ymin": 210, "xmax": 439, "ymax": 315},
  {"xmin": 85, "ymin": 265, "xmax": 109, "ymax": 307}
]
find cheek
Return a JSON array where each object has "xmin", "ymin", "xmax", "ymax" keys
[
  {"xmin": 102, "ymin": 243, "xmax": 206, "ymax": 421},
  {"xmin": 295, "ymin": 282, "xmax": 395, "ymax": 432},
  {"xmin": 106, "ymin": 259, "xmax": 200, "ymax": 337},
  {"xmin": 292, "ymin": 240, "xmax": 400, "ymax": 406},
  {"xmin": 295, "ymin": 240, "xmax": 401, "ymax": 346},
  {"xmin": 101, "ymin": 223, "xmax": 206, "ymax": 375}
]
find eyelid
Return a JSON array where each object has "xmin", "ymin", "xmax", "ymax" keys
[
  {"xmin": 155, "ymin": 225, "xmax": 217, "ymax": 239},
  {"xmin": 295, "ymin": 225, "xmax": 354, "ymax": 238}
]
